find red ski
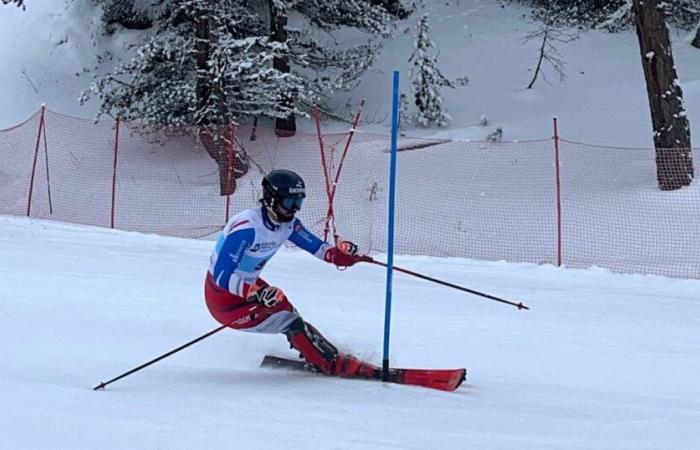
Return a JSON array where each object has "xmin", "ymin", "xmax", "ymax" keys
[{"xmin": 260, "ymin": 355, "xmax": 466, "ymax": 392}]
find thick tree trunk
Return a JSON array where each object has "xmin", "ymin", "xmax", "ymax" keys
[
  {"xmin": 633, "ymin": 0, "xmax": 694, "ymax": 191},
  {"xmin": 270, "ymin": 3, "xmax": 296, "ymax": 137},
  {"xmin": 195, "ymin": 13, "xmax": 211, "ymax": 119},
  {"xmin": 198, "ymin": 127, "xmax": 248, "ymax": 196}
]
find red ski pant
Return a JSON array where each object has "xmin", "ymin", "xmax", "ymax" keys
[
  {"xmin": 204, "ymin": 273, "xmax": 298, "ymax": 333},
  {"xmin": 204, "ymin": 272, "xmax": 347, "ymax": 374}
]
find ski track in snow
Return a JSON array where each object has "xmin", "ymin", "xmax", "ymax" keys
[{"xmin": 2, "ymin": 214, "xmax": 700, "ymax": 449}]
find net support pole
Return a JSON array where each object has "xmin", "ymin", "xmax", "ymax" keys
[
  {"xmin": 324, "ymin": 99, "xmax": 367, "ymax": 243},
  {"xmin": 224, "ymin": 123, "xmax": 236, "ymax": 223},
  {"xmin": 26, "ymin": 105, "xmax": 46, "ymax": 217},
  {"xmin": 42, "ymin": 114, "xmax": 53, "ymax": 215},
  {"xmin": 382, "ymin": 71, "xmax": 400, "ymax": 382},
  {"xmin": 553, "ymin": 117, "xmax": 562, "ymax": 267},
  {"xmin": 313, "ymin": 105, "xmax": 333, "ymax": 242},
  {"xmin": 110, "ymin": 116, "xmax": 120, "ymax": 229}
]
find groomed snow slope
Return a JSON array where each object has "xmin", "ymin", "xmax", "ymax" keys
[{"xmin": 1, "ymin": 214, "xmax": 699, "ymax": 449}]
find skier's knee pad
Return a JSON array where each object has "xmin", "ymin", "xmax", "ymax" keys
[
  {"xmin": 285, "ymin": 318, "xmax": 338, "ymax": 363},
  {"xmin": 285, "ymin": 317, "xmax": 306, "ymax": 335}
]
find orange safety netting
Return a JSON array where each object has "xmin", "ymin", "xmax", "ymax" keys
[{"xmin": 2, "ymin": 107, "xmax": 699, "ymax": 279}]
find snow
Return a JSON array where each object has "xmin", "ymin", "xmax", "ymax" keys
[
  {"xmin": 2, "ymin": 214, "xmax": 700, "ymax": 449},
  {"xmin": 1, "ymin": 0, "xmax": 699, "ymax": 147},
  {"xmin": 3, "ymin": 3, "xmax": 700, "ymax": 447}
]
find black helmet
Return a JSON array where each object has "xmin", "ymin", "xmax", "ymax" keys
[{"xmin": 261, "ymin": 170, "xmax": 306, "ymax": 223}]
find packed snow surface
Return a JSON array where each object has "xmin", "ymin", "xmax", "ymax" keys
[{"xmin": 1, "ymin": 214, "xmax": 699, "ymax": 449}]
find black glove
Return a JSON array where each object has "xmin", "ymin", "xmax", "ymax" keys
[{"xmin": 247, "ymin": 285, "xmax": 284, "ymax": 307}]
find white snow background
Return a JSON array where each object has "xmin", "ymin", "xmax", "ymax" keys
[
  {"xmin": 2, "ymin": 214, "xmax": 700, "ymax": 449},
  {"xmin": 3, "ymin": 0, "xmax": 700, "ymax": 449}
]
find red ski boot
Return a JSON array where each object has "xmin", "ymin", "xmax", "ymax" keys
[
  {"xmin": 285, "ymin": 318, "xmax": 379, "ymax": 378},
  {"xmin": 330, "ymin": 354, "xmax": 379, "ymax": 379}
]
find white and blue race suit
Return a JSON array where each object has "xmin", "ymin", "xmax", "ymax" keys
[{"xmin": 208, "ymin": 206, "xmax": 330, "ymax": 297}]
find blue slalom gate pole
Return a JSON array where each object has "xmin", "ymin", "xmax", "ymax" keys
[{"xmin": 382, "ymin": 70, "xmax": 400, "ymax": 382}]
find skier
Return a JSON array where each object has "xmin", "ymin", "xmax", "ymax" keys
[{"xmin": 204, "ymin": 169, "xmax": 377, "ymax": 378}]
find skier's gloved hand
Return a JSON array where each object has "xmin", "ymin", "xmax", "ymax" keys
[
  {"xmin": 247, "ymin": 284, "xmax": 285, "ymax": 308},
  {"xmin": 324, "ymin": 240, "xmax": 362, "ymax": 268}
]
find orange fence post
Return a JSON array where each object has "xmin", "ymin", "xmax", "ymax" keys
[
  {"xmin": 315, "ymin": 101, "xmax": 366, "ymax": 243},
  {"xmin": 325, "ymin": 99, "xmax": 366, "ymax": 243},
  {"xmin": 313, "ymin": 106, "xmax": 333, "ymax": 241}
]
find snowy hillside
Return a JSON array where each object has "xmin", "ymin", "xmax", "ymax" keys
[
  {"xmin": 3, "ymin": 2, "xmax": 700, "ymax": 449},
  {"xmin": 2, "ymin": 0, "xmax": 700, "ymax": 147},
  {"xmin": 2, "ymin": 214, "xmax": 700, "ymax": 449}
]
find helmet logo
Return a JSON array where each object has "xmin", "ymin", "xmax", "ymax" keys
[{"xmin": 288, "ymin": 187, "xmax": 305, "ymax": 194}]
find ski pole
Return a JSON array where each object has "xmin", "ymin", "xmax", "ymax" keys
[
  {"xmin": 93, "ymin": 323, "xmax": 229, "ymax": 391},
  {"xmin": 361, "ymin": 256, "xmax": 529, "ymax": 310}
]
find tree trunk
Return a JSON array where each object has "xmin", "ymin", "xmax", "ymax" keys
[
  {"xmin": 198, "ymin": 127, "xmax": 248, "ymax": 196},
  {"xmin": 195, "ymin": 13, "xmax": 247, "ymax": 195},
  {"xmin": 195, "ymin": 13, "xmax": 211, "ymax": 119},
  {"xmin": 692, "ymin": 25, "xmax": 700, "ymax": 49},
  {"xmin": 270, "ymin": 3, "xmax": 296, "ymax": 137},
  {"xmin": 633, "ymin": 0, "xmax": 694, "ymax": 191}
]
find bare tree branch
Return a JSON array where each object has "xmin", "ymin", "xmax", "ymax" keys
[{"xmin": 522, "ymin": 19, "xmax": 577, "ymax": 89}]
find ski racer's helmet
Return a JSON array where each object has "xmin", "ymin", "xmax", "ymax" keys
[{"xmin": 261, "ymin": 170, "xmax": 306, "ymax": 223}]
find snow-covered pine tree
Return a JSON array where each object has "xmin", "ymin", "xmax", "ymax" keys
[
  {"xmin": 666, "ymin": 0, "xmax": 700, "ymax": 30},
  {"xmin": 100, "ymin": 0, "xmax": 152, "ymax": 33},
  {"xmin": 84, "ymin": 0, "xmax": 307, "ymax": 194},
  {"xmin": 86, "ymin": 0, "xmax": 307, "ymax": 125},
  {"xmin": 88, "ymin": 0, "xmax": 411, "ymax": 137},
  {"xmin": 266, "ymin": 0, "xmax": 412, "ymax": 134},
  {"xmin": 504, "ymin": 0, "xmax": 623, "ymax": 29},
  {"xmin": 85, "ymin": 0, "xmax": 411, "ymax": 193},
  {"xmin": 600, "ymin": 0, "xmax": 700, "ymax": 31},
  {"xmin": 502, "ymin": 0, "xmax": 700, "ymax": 31},
  {"xmin": 409, "ymin": 14, "xmax": 454, "ymax": 128},
  {"xmin": 398, "ymin": 92, "xmax": 409, "ymax": 135}
]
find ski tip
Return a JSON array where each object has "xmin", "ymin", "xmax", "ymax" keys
[
  {"xmin": 455, "ymin": 369, "xmax": 467, "ymax": 390},
  {"xmin": 443, "ymin": 368, "xmax": 467, "ymax": 392}
]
